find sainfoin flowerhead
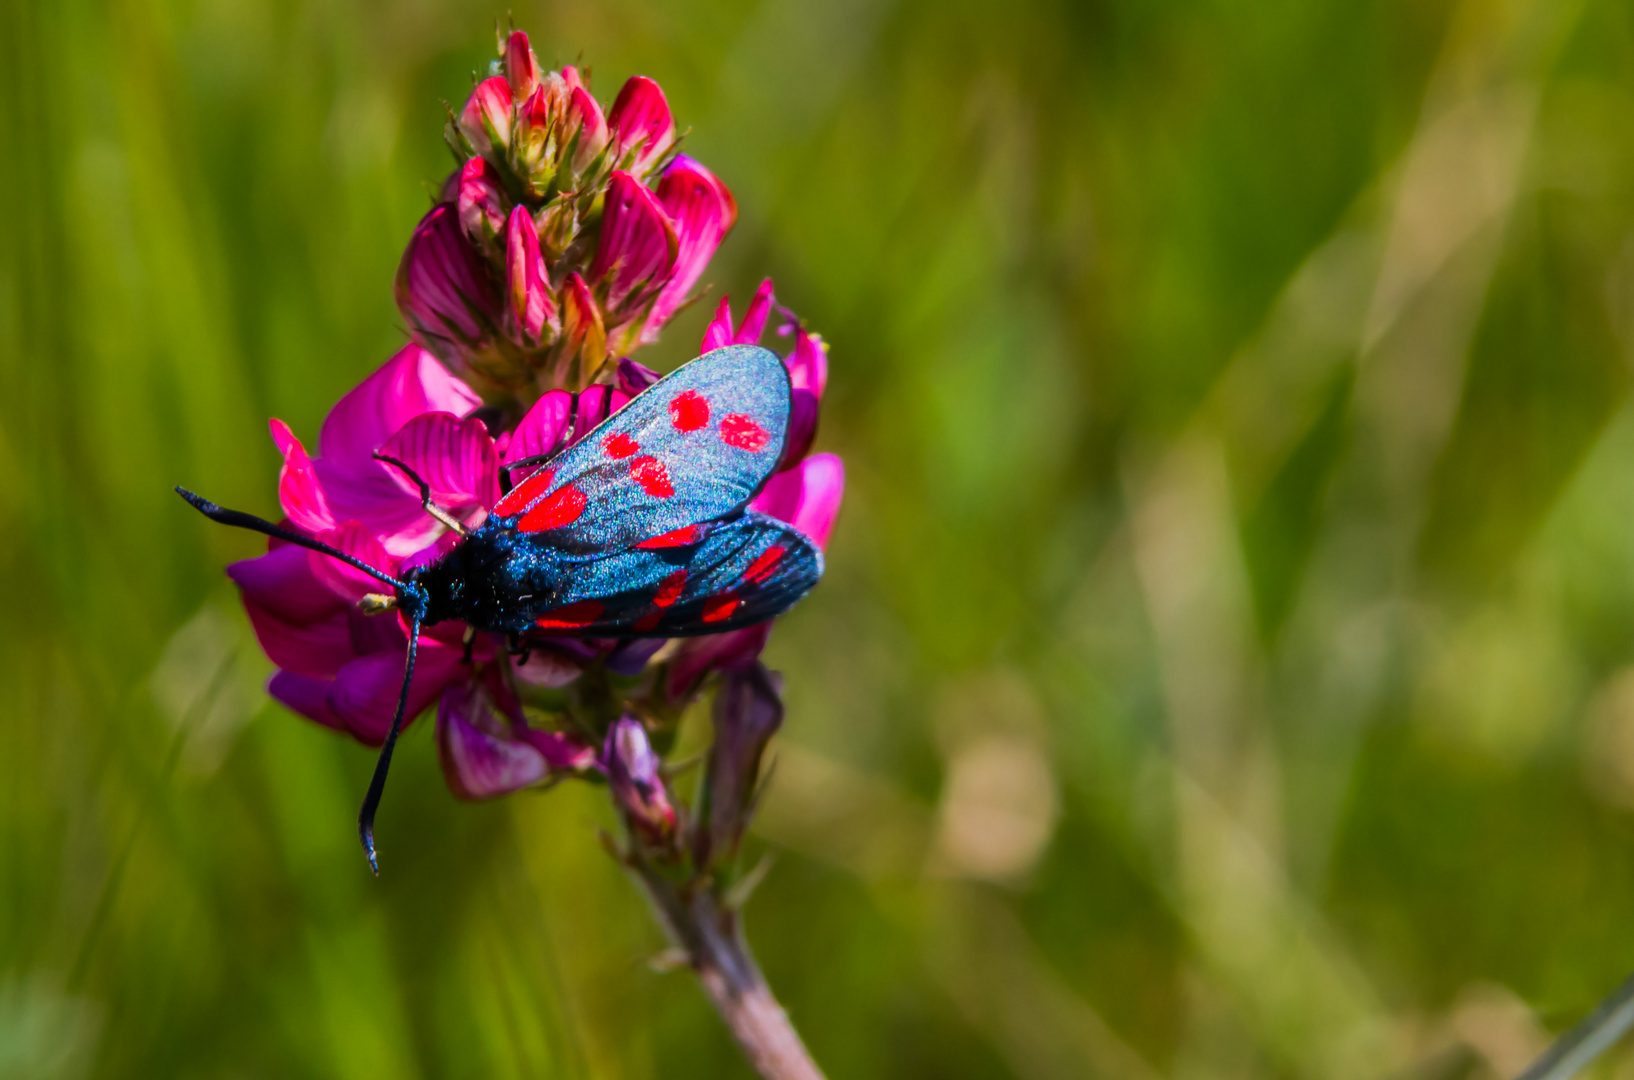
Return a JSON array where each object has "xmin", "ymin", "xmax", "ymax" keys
[{"xmin": 402, "ymin": 30, "xmax": 734, "ymax": 402}]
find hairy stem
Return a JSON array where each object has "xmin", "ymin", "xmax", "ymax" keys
[{"xmin": 633, "ymin": 862, "xmax": 826, "ymax": 1080}]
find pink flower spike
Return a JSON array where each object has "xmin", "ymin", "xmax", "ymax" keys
[
  {"xmin": 565, "ymin": 86, "xmax": 609, "ymax": 173},
  {"xmin": 269, "ymin": 419, "xmax": 335, "ymax": 535},
  {"xmin": 459, "ymin": 75, "xmax": 515, "ymax": 156},
  {"xmin": 504, "ymin": 205, "xmax": 558, "ymax": 347},
  {"xmin": 456, "ymin": 157, "xmax": 508, "ymax": 253},
  {"xmin": 377, "ymin": 411, "xmax": 502, "ymax": 514},
  {"xmin": 395, "ymin": 204, "xmax": 502, "ymax": 362},
  {"xmin": 590, "ymin": 172, "xmax": 678, "ymax": 313},
  {"xmin": 645, "ymin": 157, "xmax": 738, "ymax": 339},
  {"xmin": 504, "ymin": 31, "xmax": 540, "ymax": 101},
  {"xmin": 749, "ymin": 452, "xmax": 844, "ymax": 549},
  {"xmin": 607, "ymin": 76, "xmax": 676, "ymax": 174}
]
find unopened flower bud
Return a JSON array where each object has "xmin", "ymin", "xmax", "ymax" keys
[
  {"xmin": 534, "ymin": 193, "xmax": 578, "ymax": 262},
  {"xmin": 590, "ymin": 171, "xmax": 678, "ymax": 322},
  {"xmin": 456, "ymin": 156, "xmax": 508, "ymax": 257},
  {"xmin": 607, "ymin": 76, "xmax": 676, "ymax": 176},
  {"xmin": 604, "ymin": 715, "xmax": 677, "ymax": 846},
  {"xmin": 695, "ymin": 662, "xmax": 784, "ymax": 869},
  {"xmin": 504, "ymin": 205, "xmax": 558, "ymax": 347},
  {"xmin": 564, "ymin": 85, "xmax": 609, "ymax": 175},
  {"xmin": 503, "ymin": 30, "xmax": 540, "ymax": 101},
  {"xmin": 459, "ymin": 75, "xmax": 514, "ymax": 157},
  {"xmin": 395, "ymin": 203, "xmax": 502, "ymax": 371}
]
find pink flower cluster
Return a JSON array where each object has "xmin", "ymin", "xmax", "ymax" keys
[
  {"xmin": 230, "ymin": 28, "xmax": 842, "ymax": 863},
  {"xmin": 397, "ymin": 30, "xmax": 737, "ymax": 399}
]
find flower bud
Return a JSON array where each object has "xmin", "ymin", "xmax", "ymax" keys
[
  {"xmin": 513, "ymin": 84, "xmax": 558, "ymax": 187},
  {"xmin": 604, "ymin": 715, "xmax": 677, "ymax": 846},
  {"xmin": 779, "ymin": 327, "xmax": 829, "ymax": 467},
  {"xmin": 590, "ymin": 171, "xmax": 678, "ymax": 321},
  {"xmin": 455, "ymin": 156, "xmax": 508, "ymax": 257},
  {"xmin": 607, "ymin": 76, "xmax": 676, "ymax": 176},
  {"xmin": 504, "ymin": 205, "xmax": 558, "ymax": 347},
  {"xmin": 395, "ymin": 203, "xmax": 501, "ymax": 369},
  {"xmin": 564, "ymin": 85, "xmax": 609, "ymax": 175},
  {"xmin": 644, "ymin": 156, "xmax": 737, "ymax": 341},
  {"xmin": 459, "ymin": 75, "xmax": 514, "ymax": 157},
  {"xmin": 695, "ymin": 662, "xmax": 784, "ymax": 869},
  {"xmin": 534, "ymin": 193, "xmax": 578, "ymax": 262},
  {"xmin": 503, "ymin": 30, "xmax": 540, "ymax": 101},
  {"xmin": 555, "ymin": 271, "xmax": 607, "ymax": 378}
]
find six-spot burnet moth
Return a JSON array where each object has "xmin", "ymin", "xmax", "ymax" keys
[{"xmin": 176, "ymin": 345, "xmax": 824, "ymax": 872}]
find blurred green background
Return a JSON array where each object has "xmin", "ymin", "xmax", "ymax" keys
[{"xmin": 6, "ymin": 0, "xmax": 1634, "ymax": 1076}]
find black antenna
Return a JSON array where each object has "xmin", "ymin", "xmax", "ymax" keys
[
  {"xmin": 357, "ymin": 615, "xmax": 419, "ymax": 875},
  {"xmin": 176, "ymin": 485, "xmax": 428, "ymax": 874},
  {"xmin": 174, "ymin": 488, "xmax": 410, "ymax": 592}
]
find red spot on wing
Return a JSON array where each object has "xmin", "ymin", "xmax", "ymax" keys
[
  {"xmin": 495, "ymin": 467, "xmax": 554, "ymax": 516},
  {"xmin": 701, "ymin": 594, "xmax": 740, "ymax": 623},
  {"xmin": 741, "ymin": 545, "xmax": 787, "ymax": 585},
  {"xmin": 602, "ymin": 431, "xmax": 640, "ymax": 459},
  {"xmin": 719, "ymin": 414, "xmax": 770, "ymax": 452},
  {"xmin": 518, "ymin": 484, "xmax": 587, "ymax": 532},
  {"xmin": 629, "ymin": 455, "xmax": 674, "ymax": 498},
  {"xmin": 655, "ymin": 570, "xmax": 687, "ymax": 608},
  {"xmin": 669, "ymin": 390, "xmax": 709, "ymax": 432},
  {"xmin": 633, "ymin": 613, "xmax": 663, "ymax": 632},
  {"xmin": 535, "ymin": 599, "xmax": 605, "ymax": 629},
  {"xmin": 636, "ymin": 525, "xmax": 700, "ymax": 549}
]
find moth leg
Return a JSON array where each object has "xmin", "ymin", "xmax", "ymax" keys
[
  {"xmin": 373, "ymin": 452, "xmax": 470, "ymax": 537},
  {"xmin": 461, "ymin": 625, "xmax": 476, "ymax": 665}
]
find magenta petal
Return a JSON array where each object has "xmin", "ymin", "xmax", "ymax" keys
[
  {"xmin": 589, "ymin": 172, "xmax": 678, "ymax": 313},
  {"xmin": 565, "ymin": 86, "xmax": 609, "ymax": 173},
  {"xmin": 378, "ymin": 411, "xmax": 502, "ymax": 513},
  {"xmin": 269, "ymin": 419, "xmax": 335, "ymax": 535},
  {"xmin": 437, "ymin": 675, "xmax": 548, "ymax": 799},
  {"xmin": 247, "ymin": 607, "xmax": 357, "ymax": 680},
  {"xmin": 327, "ymin": 639, "xmax": 464, "ymax": 746},
  {"xmin": 645, "ymin": 157, "xmax": 737, "ymax": 338},
  {"xmin": 459, "ymin": 75, "xmax": 514, "ymax": 156},
  {"xmin": 504, "ymin": 31, "xmax": 540, "ymax": 101},
  {"xmin": 504, "ymin": 390, "xmax": 573, "ymax": 466},
  {"xmin": 229, "ymin": 544, "xmax": 347, "ymax": 626},
  {"xmin": 665, "ymin": 624, "xmax": 770, "ymax": 705},
  {"xmin": 749, "ymin": 453, "xmax": 844, "ymax": 549},
  {"xmin": 607, "ymin": 76, "xmax": 676, "ymax": 174},
  {"xmin": 308, "ymin": 521, "xmax": 398, "ymax": 603},
  {"xmin": 268, "ymin": 670, "xmax": 347, "ymax": 732},
  {"xmin": 785, "ymin": 325, "xmax": 829, "ymax": 396},
  {"xmin": 617, "ymin": 357, "xmax": 660, "ymax": 395},
  {"xmin": 701, "ymin": 296, "xmax": 735, "ymax": 353},
  {"xmin": 736, "ymin": 278, "xmax": 776, "ymax": 345},
  {"xmin": 316, "ymin": 344, "xmax": 483, "ymax": 549},
  {"xmin": 504, "ymin": 205, "xmax": 557, "ymax": 347},
  {"xmin": 395, "ymin": 205, "xmax": 502, "ymax": 364},
  {"xmin": 569, "ymin": 385, "xmax": 629, "ymax": 445},
  {"xmin": 457, "ymin": 157, "xmax": 509, "ymax": 252},
  {"xmin": 780, "ymin": 390, "xmax": 819, "ymax": 470}
]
